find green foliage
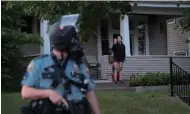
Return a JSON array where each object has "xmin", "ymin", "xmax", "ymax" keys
[
  {"xmin": 5, "ymin": 1, "xmax": 131, "ymax": 41},
  {"xmin": 2, "ymin": 2, "xmax": 42, "ymax": 91},
  {"xmin": 179, "ymin": 7, "xmax": 190, "ymax": 32},
  {"xmin": 129, "ymin": 72, "xmax": 186, "ymax": 87},
  {"xmin": 2, "ymin": 92, "xmax": 190, "ymax": 114},
  {"xmin": 129, "ymin": 72, "xmax": 171, "ymax": 87}
]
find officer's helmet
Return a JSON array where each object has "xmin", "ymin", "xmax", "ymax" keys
[
  {"xmin": 49, "ymin": 14, "xmax": 83, "ymax": 60},
  {"xmin": 49, "ymin": 14, "xmax": 80, "ymax": 51}
]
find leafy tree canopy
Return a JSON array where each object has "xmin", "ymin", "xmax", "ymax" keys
[
  {"xmin": 179, "ymin": 7, "xmax": 190, "ymax": 32},
  {"xmin": 5, "ymin": 1, "xmax": 131, "ymax": 41}
]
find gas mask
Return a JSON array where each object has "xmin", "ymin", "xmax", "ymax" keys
[{"xmin": 59, "ymin": 14, "xmax": 84, "ymax": 62}]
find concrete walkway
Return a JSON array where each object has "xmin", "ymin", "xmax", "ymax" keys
[
  {"xmin": 94, "ymin": 80, "xmax": 170, "ymax": 93},
  {"xmin": 95, "ymin": 79, "xmax": 135, "ymax": 91}
]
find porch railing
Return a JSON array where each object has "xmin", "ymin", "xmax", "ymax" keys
[{"xmin": 170, "ymin": 57, "xmax": 190, "ymax": 106}]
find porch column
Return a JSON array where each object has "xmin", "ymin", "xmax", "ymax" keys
[
  {"xmin": 40, "ymin": 20, "xmax": 50, "ymax": 54},
  {"xmin": 189, "ymin": 43, "xmax": 190, "ymax": 56},
  {"xmin": 188, "ymin": 32, "xmax": 190, "ymax": 56},
  {"xmin": 120, "ymin": 15, "xmax": 131, "ymax": 56}
]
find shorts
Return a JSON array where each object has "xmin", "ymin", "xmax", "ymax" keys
[{"xmin": 113, "ymin": 57, "xmax": 124, "ymax": 63}]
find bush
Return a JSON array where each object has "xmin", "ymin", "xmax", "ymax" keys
[
  {"xmin": 129, "ymin": 72, "xmax": 171, "ymax": 87},
  {"xmin": 2, "ymin": 56, "xmax": 36, "ymax": 93}
]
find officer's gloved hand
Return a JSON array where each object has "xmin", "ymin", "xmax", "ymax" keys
[{"xmin": 47, "ymin": 90, "xmax": 69, "ymax": 109}]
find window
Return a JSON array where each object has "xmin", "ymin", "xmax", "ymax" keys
[
  {"xmin": 21, "ymin": 16, "xmax": 34, "ymax": 33},
  {"xmin": 100, "ymin": 19, "xmax": 109, "ymax": 55},
  {"xmin": 37, "ymin": 19, "xmax": 41, "ymax": 34},
  {"xmin": 113, "ymin": 33, "xmax": 120, "ymax": 40},
  {"xmin": 137, "ymin": 24, "xmax": 146, "ymax": 55}
]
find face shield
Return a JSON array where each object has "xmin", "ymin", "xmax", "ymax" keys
[{"xmin": 60, "ymin": 14, "xmax": 80, "ymax": 33}]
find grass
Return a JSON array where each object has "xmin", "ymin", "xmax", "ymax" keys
[{"xmin": 2, "ymin": 90, "xmax": 190, "ymax": 114}]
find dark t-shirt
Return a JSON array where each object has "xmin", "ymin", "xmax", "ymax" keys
[{"xmin": 112, "ymin": 43, "xmax": 126, "ymax": 61}]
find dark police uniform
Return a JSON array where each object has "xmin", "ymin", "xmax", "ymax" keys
[
  {"xmin": 21, "ymin": 14, "xmax": 96, "ymax": 114},
  {"xmin": 21, "ymin": 54, "xmax": 95, "ymax": 102}
]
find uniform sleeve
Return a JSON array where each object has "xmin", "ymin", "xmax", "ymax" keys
[
  {"xmin": 21, "ymin": 60, "xmax": 40, "ymax": 87},
  {"xmin": 80, "ymin": 63, "xmax": 96, "ymax": 92}
]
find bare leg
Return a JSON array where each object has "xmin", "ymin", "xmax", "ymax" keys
[
  {"xmin": 118, "ymin": 62, "xmax": 124, "ymax": 83},
  {"xmin": 113, "ymin": 62, "xmax": 118, "ymax": 83}
]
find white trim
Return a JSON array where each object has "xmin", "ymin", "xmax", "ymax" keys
[
  {"xmin": 108, "ymin": 17, "xmax": 113, "ymax": 46},
  {"xmin": 125, "ymin": 55, "xmax": 190, "ymax": 58},
  {"xmin": 129, "ymin": 2, "xmax": 190, "ymax": 8},
  {"xmin": 97, "ymin": 21, "xmax": 101, "ymax": 62},
  {"xmin": 23, "ymin": 54, "xmax": 41, "ymax": 58},
  {"xmin": 120, "ymin": 15, "xmax": 131, "ymax": 56},
  {"xmin": 173, "ymin": 51, "xmax": 188, "ymax": 56},
  {"xmin": 145, "ymin": 21, "xmax": 150, "ymax": 55},
  {"xmin": 167, "ymin": 18, "xmax": 176, "ymax": 24},
  {"xmin": 131, "ymin": 7, "xmax": 184, "ymax": 15},
  {"xmin": 41, "ymin": 20, "xmax": 50, "ymax": 54},
  {"xmin": 40, "ymin": 20, "xmax": 44, "ymax": 55}
]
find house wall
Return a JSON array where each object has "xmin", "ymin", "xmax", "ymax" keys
[
  {"xmin": 167, "ymin": 17, "xmax": 189, "ymax": 56},
  {"xmin": 21, "ymin": 44, "xmax": 41, "ymax": 56},
  {"xmin": 21, "ymin": 16, "xmax": 98, "ymax": 57},
  {"xmin": 100, "ymin": 56, "xmax": 190, "ymax": 80},
  {"xmin": 83, "ymin": 38, "xmax": 98, "ymax": 58}
]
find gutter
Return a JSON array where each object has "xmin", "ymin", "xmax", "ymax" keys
[{"xmin": 129, "ymin": 1, "xmax": 190, "ymax": 8}]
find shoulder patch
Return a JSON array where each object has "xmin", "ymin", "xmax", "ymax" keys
[
  {"xmin": 27, "ymin": 62, "xmax": 34, "ymax": 72},
  {"xmin": 33, "ymin": 54, "xmax": 49, "ymax": 61}
]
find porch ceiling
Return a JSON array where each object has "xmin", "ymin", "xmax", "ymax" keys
[
  {"xmin": 130, "ymin": 7, "xmax": 185, "ymax": 16},
  {"xmin": 128, "ymin": 1, "xmax": 189, "ymax": 16},
  {"xmin": 129, "ymin": 1, "xmax": 190, "ymax": 8}
]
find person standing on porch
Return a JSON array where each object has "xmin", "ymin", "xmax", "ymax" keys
[{"xmin": 112, "ymin": 35, "xmax": 125, "ymax": 83}]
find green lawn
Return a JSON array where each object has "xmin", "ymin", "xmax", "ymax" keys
[{"xmin": 2, "ymin": 90, "xmax": 190, "ymax": 114}]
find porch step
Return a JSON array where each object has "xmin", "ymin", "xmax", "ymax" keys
[{"xmin": 94, "ymin": 80, "xmax": 135, "ymax": 91}]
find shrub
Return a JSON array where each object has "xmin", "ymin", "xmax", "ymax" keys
[{"xmin": 129, "ymin": 72, "xmax": 171, "ymax": 87}]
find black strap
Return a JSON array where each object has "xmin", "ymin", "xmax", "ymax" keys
[
  {"xmin": 50, "ymin": 53, "xmax": 69, "ymax": 89},
  {"xmin": 51, "ymin": 53, "xmax": 87, "ymax": 95}
]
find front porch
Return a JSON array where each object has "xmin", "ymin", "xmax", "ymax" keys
[
  {"xmin": 37, "ymin": 1, "xmax": 190, "ymax": 81},
  {"xmin": 99, "ymin": 56, "xmax": 190, "ymax": 81},
  {"xmin": 91, "ymin": 3, "xmax": 190, "ymax": 80}
]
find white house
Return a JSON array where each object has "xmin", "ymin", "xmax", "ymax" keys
[{"xmin": 22, "ymin": 1, "xmax": 190, "ymax": 81}]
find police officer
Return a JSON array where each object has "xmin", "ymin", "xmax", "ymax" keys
[{"xmin": 21, "ymin": 14, "xmax": 101, "ymax": 114}]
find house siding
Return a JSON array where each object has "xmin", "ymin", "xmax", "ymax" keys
[
  {"xmin": 22, "ymin": 16, "xmax": 98, "ymax": 57},
  {"xmin": 83, "ymin": 38, "xmax": 98, "ymax": 58},
  {"xmin": 21, "ymin": 44, "xmax": 41, "ymax": 56},
  {"xmin": 99, "ymin": 56, "xmax": 190, "ymax": 80},
  {"xmin": 167, "ymin": 17, "xmax": 189, "ymax": 55}
]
